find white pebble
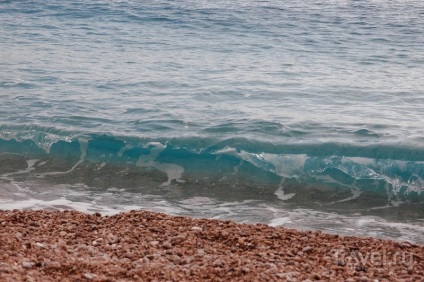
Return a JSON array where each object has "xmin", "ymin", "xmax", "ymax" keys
[
  {"xmin": 35, "ymin": 242, "xmax": 45, "ymax": 249},
  {"xmin": 83, "ymin": 273, "xmax": 96, "ymax": 280}
]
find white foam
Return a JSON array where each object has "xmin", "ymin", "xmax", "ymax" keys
[
  {"xmin": 0, "ymin": 159, "xmax": 39, "ymax": 187},
  {"xmin": 390, "ymin": 200, "xmax": 404, "ymax": 207},
  {"xmin": 35, "ymin": 139, "xmax": 88, "ymax": 177},
  {"xmin": 329, "ymin": 187, "xmax": 363, "ymax": 204},
  {"xmin": 356, "ymin": 217, "xmax": 377, "ymax": 227},
  {"xmin": 216, "ymin": 147, "xmax": 307, "ymax": 179},
  {"xmin": 179, "ymin": 196, "xmax": 217, "ymax": 205},
  {"xmin": 262, "ymin": 153, "xmax": 307, "ymax": 178},
  {"xmin": 136, "ymin": 142, "xmax": 184, "ymax": 186},
  {"xmin": 274, "ymin": 180, "xmax": 296, "ymax": 201},
  {"xmin": 2, "ymin": 183, "xmax": 424, "ymax": 244},
  {"xmin": 106, "ymin": 187, "xmax": 126, "ymax": 192},
  {"xmin": 1, "ymin": 159, "xmax": 38, "ymax": 179},
  {"xmin": 269, "ymin": 217, "xmax": 292, "ymax": 226},
  {"xmin": 232, "ymin": 160, "xmax": 243, "ymax": 174},
  {"xmin": 0, "ymin": 129, "xmax": 75, "ymax": 154},
  {"xmin": 342, "ymin": 157, "xmax": 376, "ymax": 166},
  {"xmin": 215, "ymin": 146, "xmax": 238, "ymax": 155},
  {"xmin": 117, "ymin": 144, "xmax": 133, "ymax": 157},
  {"xmin": 97, "ymin": 162, "xmax": 106, "ymax": 170},
  {"xmin": 37, "ymin": 161, "xmax": 48, "ymax": 166},
  {"xmin": 0, "ymin": 191, "xmax": 184, "ymax": 217}
]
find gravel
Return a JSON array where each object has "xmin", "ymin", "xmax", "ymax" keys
[{"xmin": 0, "ymin": 210, "xmax": 423, "ymax": 281}]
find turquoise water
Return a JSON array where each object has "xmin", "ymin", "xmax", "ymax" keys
[{"xmin": 1, "ymin": 0, "xmax": 424, "ymax": 243}]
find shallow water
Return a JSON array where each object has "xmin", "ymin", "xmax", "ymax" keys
[{"xmin": 1, "ymin": 0, "xmax": 424, "ymax": 243}]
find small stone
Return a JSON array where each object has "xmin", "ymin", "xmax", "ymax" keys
[
  {"xmin": 150, "ymin": 241, "xmax": 159, "ymax": 246},
  {"xmin": 311, "ymin": 272, "xmax": 321, "ymax": 280},
  {"xmin": 142, "ymin": 256, "xmax": 150, "ymax": 263},
  {"xmin": 29, "ymin": 221, "xmax": 40, "ymax": 227},
  {"xmin": 331, "ymin": 265, "xmax": 345, "ymax": 271},
  {"xmin": 170, "ymin": 235, "xmax": 185, "ymax": 245},
  {"xmin": 24, "ymin": 275, "xmax": 34, "ymax": 282},
  {"xmin": 191, "ymin": 226, "xmax": 202, "ymax": 232},
  {"xmin": 92, "ymin": 238, "xmax": 103, "ymax": 246},
  {"xmin": 88, "ymin": 247, "xmax": 96, "ymax": 255},
  {"xmin": 163, "ymin": 242, "xmax": 172, "ymax": 249},
  {"xmin": 213, "ymin": 259, "xmax": 223, "ymax": 267},
  {"xmin": 401, "ymin": 242, "xmax": 411, "ymax": 248},
  {"xmin": 186, "ymin": 256, "xmax": 195, "ymax": 263},
  {"xmin": 35, "ymin": 242, "xmax": 45, "ymax": 249},
  {"xmin": 107, "ymin": 233, "xmax": 117, "ymax": 243},
  {"xmin": 83, "ymin": 273, "xmax": 96, "ymax": 280},
  {"xmin": 15, "ymin": 232, "xmax": 22, "ymax": 239},
  {"xmin": 0, "ymin": 267, "xmax": 9, "ymax": 273},
  {"xmin": 22, "ymin": 261, "xmax": 31, "ymax": 269},
  {"xmin": 302, "ymin": 246, "xmax": 312, "ymax": 253},
  {"xmin": 59, "ymin": 231, "xmax": 67, "ymax": 236}
]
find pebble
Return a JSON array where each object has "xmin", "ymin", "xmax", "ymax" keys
[
  {"xmin": 311, "ymin": 272, "xmax": 321, "ymax": 280},
  {"xmin": 242, "ymin": 267, "xmax": 250, "ymax": 273},
  {"xmin": 163, "ymin": 242, "xmax": 172, "ymax": 249},
  {"xmin": 170, "ymin": 235, "xmax": 185, "ymax": 245},
  {"xmin": 142, "ymin": 256, "xmax": 150, "ymax": 263},
  {"xmin": 92, "ymin": 238, "xmax": 103, "ymax": 246},
  {"xmin": 401, "ymin": 242, "xmax": 412, "ymax": 248},
  {"xmin": 191, "ymin": 226, "xmax": 202, "ymax": 232},
  {"xmin": 83, "ymin": 273, "xmax": 96, "ymax": 280},
  {"xmin": 302, "ymin": 246, "xmax": 313, "ymax": 253},
  {"xmin": 35, "ymin": 242, "xmax": 45, "ymax": 249},
  {"xmin": 0, "ymin": 209, "xmax": 422, "ymax": 281}
]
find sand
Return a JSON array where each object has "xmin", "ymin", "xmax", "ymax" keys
[{"xmin": 0, "ymin": 210, "xmax": 423, "ymax": 281}]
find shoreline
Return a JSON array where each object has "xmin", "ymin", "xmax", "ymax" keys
[{"xmin": 0, "ymin": 210, "xmax": 423, "ymax": 281}]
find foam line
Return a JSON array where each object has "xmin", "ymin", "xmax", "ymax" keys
[
  {"xmin": 136, "ymin": 142, "xmax": 184, "ymax": 186},
  {"xmin": 35, "ymin": 139, "xmax": 88, "ymax": 177}
]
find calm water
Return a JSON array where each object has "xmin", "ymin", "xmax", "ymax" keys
[{"xmin": 1, "ymin": 0, "xmax": 424, "ymax": 243}]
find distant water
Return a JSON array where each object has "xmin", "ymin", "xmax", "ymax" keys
[{"xmin": 1, "ymin": 0, "xmax": 424, "ymax": 243}]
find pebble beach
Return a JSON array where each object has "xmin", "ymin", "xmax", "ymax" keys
[
  {"xmin": 0, "ymin": 210, "xmax": 423, "ymax": 281},
  {"xmin": 2, "ymin": 3, "xmax": 424, "ymax": 282}
]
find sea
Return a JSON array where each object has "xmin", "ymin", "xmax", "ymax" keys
[{"xmin": 1, "ymin": 0, "xmax": 424, "ymax": 244}]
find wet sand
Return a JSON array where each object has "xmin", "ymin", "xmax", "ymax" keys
[{"xmin": 0, "ymin": 210, "xmax": 423, "ymax": 281}]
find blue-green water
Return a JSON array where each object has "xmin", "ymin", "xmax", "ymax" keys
[{"xmin": 1, "ymin": 0, "xmax": 424, "ymax": 243}]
